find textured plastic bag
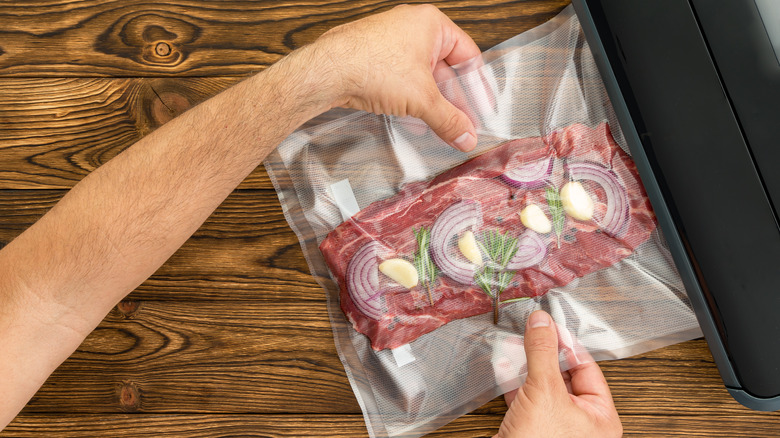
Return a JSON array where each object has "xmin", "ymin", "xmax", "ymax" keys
[{"xmin": 264, "ymin": 6, "xmax": 701, "ymax": 437}]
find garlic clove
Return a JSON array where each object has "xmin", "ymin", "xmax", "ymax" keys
[
  {"xmin": 560, "ymin": 181, "xmax": 594, "ymax": 221},
  {"xmin": 378, "ymin": 258, "xmax": 419, "ymax": 289},
  {"xmin": 458, "ymin": 230, "xmax": 483, "ymax": 265},
  {"xmin": 519, "ymin": 204, "xmax": 552, "ymax": 234}
]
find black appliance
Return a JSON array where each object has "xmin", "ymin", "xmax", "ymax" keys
[{"xmin": 572, "ymin": 0, "xmax": 780, "ymax": 410}]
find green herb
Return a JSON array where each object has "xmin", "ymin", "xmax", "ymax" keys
[
  {"xmin": 499, "ymin": 297, "xmax": 531, "ymax": 305},
  {"xmin": 474, "ymin": 264, "xmax": 494, "ymax": 297},
  {"xmin": 545, "ymin": 186, "xmax": 565, "ymax": 248},
  {"xmin": 474, "ymin": 230, "xmax": 519, "ymax": 324},
  {"xmin": 413, "ymin": 227, "xmax": 438, "ymax": 306}
]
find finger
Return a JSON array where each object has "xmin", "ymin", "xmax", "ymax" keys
[
  {"xmin": 433, "ymin": 59, "xmax": 457, "ymax": 83},
  {"xmin": 561, "ymin": 370, "xmax": 573, "ymax": 394},
  {"xmin": 434, "ymin": 58, "xmax": 483, "ymax": 121},
  {"xmin": 568, "ymin": 360, "xmax": 613, "ymax": 400},
  {"xmin": 458, "ymin": 68, "xmax": 496, "ymax": 122},
  {"xmin": 555, "ymin": 320, "xmax": 586, "ymax": 369},
  {"xmin": 502, "ymin": 388, "xmax": 518, "ymax": 407},
  {"xmin": 550, "ymin": 321, "xmax": 612, "ymax": 400},
  {"xmin": 436, "ymin": 11, "xmax": 481, "ymax": 66},
  {"xmin": 523, "ymin": 310, "xmax": 566, "ymax": 391},
  {"xmin": 556, "ymin": 323, "xmax": 605, "ymax": 395},
  {"xmin": 433, "ymin": 59, "xmax": 482, "ymax": 135},
  {"xmin": 418, "ymin": 85, "xmax": 477, "ymax": 152},
  {"xmin": 492, "ymin": 334, "xmax": 525, "ymax": 408}
]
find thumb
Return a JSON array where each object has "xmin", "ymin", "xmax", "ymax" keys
[
  {"xmin": 523, "ymin": 310, "xmax": 566, "ymax": 395},
  {"xmin": 418, "ymin": 87, "xmax": 477, "ymax": 152}
]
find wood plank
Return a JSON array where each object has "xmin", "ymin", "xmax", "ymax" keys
[
  {"xmin": 16, "ymin": 294, "xmax": 778, "ymax": 420},
  {"xmin": 23, "ymin": 300, "xmax": 357, "ymax": 415},
  {"xmin": 620, "ymin": 415, "xmax": 780, "ymax": 437},
  {"xmin": 0, "ymin": 189, "xmax": 325, "ymax": 301},
  {"xmin": 0, "ymin": 77, "xmax": 283, "ymax": 190},
  {"xmin": 0, "ymin": 0, "xmax": 570, "ymax": 77},
  {"xmin": 6, "ymin": 413, "xmax": 780, "ymax": 437},
  {"xmin": 2, "ymin": 413, "xmax": 496, "ymax": 437},
  {"xmin": 6, "ymin": 413, "xmax": 780, "ymax": 438}
]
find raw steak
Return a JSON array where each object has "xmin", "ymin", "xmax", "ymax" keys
[{"xmin": 320, "ymin": 123, "xmax": 656, "ymax": 350}]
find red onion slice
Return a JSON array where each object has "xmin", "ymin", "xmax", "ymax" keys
[
  {"xmin": 500, "ymin": 157, "xmax": 553, "ymax": 189},
  {"xmin": 430, "ymin": 200, "xmax": 483, "ymax": 285},
  {"xmin": 506, "ymin": 229, "xmax": 547, "ymax": 270},
  {"xmin": 566, "ymin": 162, "xmax": 629, "ymax": 236},
  {"xmin": 346, "ymin": 242, "xmax": 392, "ymax": 320}
]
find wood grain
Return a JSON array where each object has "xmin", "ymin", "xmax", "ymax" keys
[
  {"xmin": 13, "ymin": 292, "xmax": 773, "ymax": 419},
  {"xmin": 7, "ymin": 413, "xmax": 780, "ymax": 438},
  {"xmin": 24, "ymin": 301, "xmax": 354, "ymax": 415},
  {"xmin": 0, "ymin": 77, "xmax": 275, "ymax": 190},
  {"xmin": 621, "ymin": 416, "xmax": 780, "ymax": 437},
  {"xmin": 0, "ymin": 0, "xmax": 570, "ymax": 77},
  {"xmin": 0, "ymin": 189, "xmax": 325, "ymax": 301},
  {"xmin": 3, "ymin": 414, "xmax": 496, "ymax": 438},
  {"xmin": 6, "ymin": 413, "xmax": 780, "ymax": 437}
]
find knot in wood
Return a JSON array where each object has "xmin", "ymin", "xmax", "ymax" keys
[
  {"xmin": 151, "ymin": 91, "xmax": 191, "ymax": 126},
  {"xmin": 118, "ymin": 380, "xmax": 141, "ymax": 411},
  {"xmin": 155, "ymin": 42, "xmax": 172, "ymax": 57},
  {"xmin": 117, "ymin": 300, "xmax": 141, "ymax": 318}
]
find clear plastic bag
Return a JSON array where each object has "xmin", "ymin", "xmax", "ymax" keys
[{"xmin": 264, "ymin": 6, "xmax": 701, "ymax": 437}]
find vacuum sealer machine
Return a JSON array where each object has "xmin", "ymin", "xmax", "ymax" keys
[{"xmin": 572, "ymin": 0, "xmax": 780, "ymax": 410}]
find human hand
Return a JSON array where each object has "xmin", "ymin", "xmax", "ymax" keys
[
  {"xmin": 494, "ymin": 310, "xmax": 623, "ymax": 438},
  {"xmin": 310, "ymin": 4, "xmax": 480, "ymax": 152}
]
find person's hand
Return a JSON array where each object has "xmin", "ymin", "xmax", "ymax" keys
[
  {"xmin": 310, "ymin": 4, "xmax": 480, "ymax": 152},
  {"xmin": 495, "ymin": 310, "xmax": 623, "ymax": 438}
]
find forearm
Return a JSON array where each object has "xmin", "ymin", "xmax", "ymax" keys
[{"xmin": 0, "ymin": 45, "xmax": 333, "ymax": 426}]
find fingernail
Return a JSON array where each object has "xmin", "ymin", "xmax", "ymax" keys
[
  {"xmin": 453, "ymin": 132, "xmax": 476, "ymax": 152},
  {"xmin": 528, "ymin": 311, "xmax": 550, "ymax": 328}
]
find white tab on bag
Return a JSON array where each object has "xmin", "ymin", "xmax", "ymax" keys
[
  {"xmin": 391, "ymin": 344, "xmax": 416, "ymax": 367},
  {"xmin": 330, "ymin": 178, "xmax": 361, "ymax": 221}
]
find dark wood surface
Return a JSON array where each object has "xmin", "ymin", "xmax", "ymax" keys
[{"xmin": 1, "ymin": 1, "xmax": 778, "ymax": 436}]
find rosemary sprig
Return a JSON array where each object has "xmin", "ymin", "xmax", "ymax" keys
[
  {"xmin": 475, "ymin": 264, "xmax": 494, "ymax": 297},
  {"xmin": 545, "ymin": 186, "xmax": 565, "ymax": 248},
  {"xmin": 413, "ymin": 227, "xmax": 438, "ymax": 306},
  {"xmin": 499, "ymin": 297, "xmax": 531, "ymax": 305},
  {"xmin": 474, "ymin": 230, "xmax": 519, "ymax": 324}
]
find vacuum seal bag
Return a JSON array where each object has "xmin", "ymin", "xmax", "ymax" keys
[{"xmin": 264, "ymin": 6, "xmax": 701, "ymax": 437}]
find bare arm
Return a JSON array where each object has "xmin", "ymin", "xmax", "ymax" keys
[
  {"xmin": 0, "ymin": 5, "xmax": 480, "ymax": 428},
  {"xmin": 0, "ymin": 47, "xmax": 334, "ymax": 427}
]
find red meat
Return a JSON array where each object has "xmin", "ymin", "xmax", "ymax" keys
[{"xmin": 319, "ymin": 123, "xmax": 656, "ymax": 350}]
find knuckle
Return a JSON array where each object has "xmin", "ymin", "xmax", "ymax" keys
[
  {"xmin": 526, "ymin": 373, "xmax": 562, "ymax": 392},
  {"xmin": 525, "ymin": 336, "xmax": 558, "ymax": 355},
  {"xmin": 421, "ymin": 86, "xmax": 439, "ymax": 106},
  {"xmin": 436, "ymin": 110, "xmax": 461, "ymax": 137},
  {"xmin": 320, "ymin": 24, "xmax": 345, "ymax": 39},
  {"xmin": 411, "ymin": 87, "xmax": 439, "ymax": 118},
  {"xmin": 417, "ymin": 4, "xmax": 440, "ymax": 15}
]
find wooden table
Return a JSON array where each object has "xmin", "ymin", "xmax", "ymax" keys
[{"xmin": 1, "ymin": 1, "xmax": 779, "ymax": 436}]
